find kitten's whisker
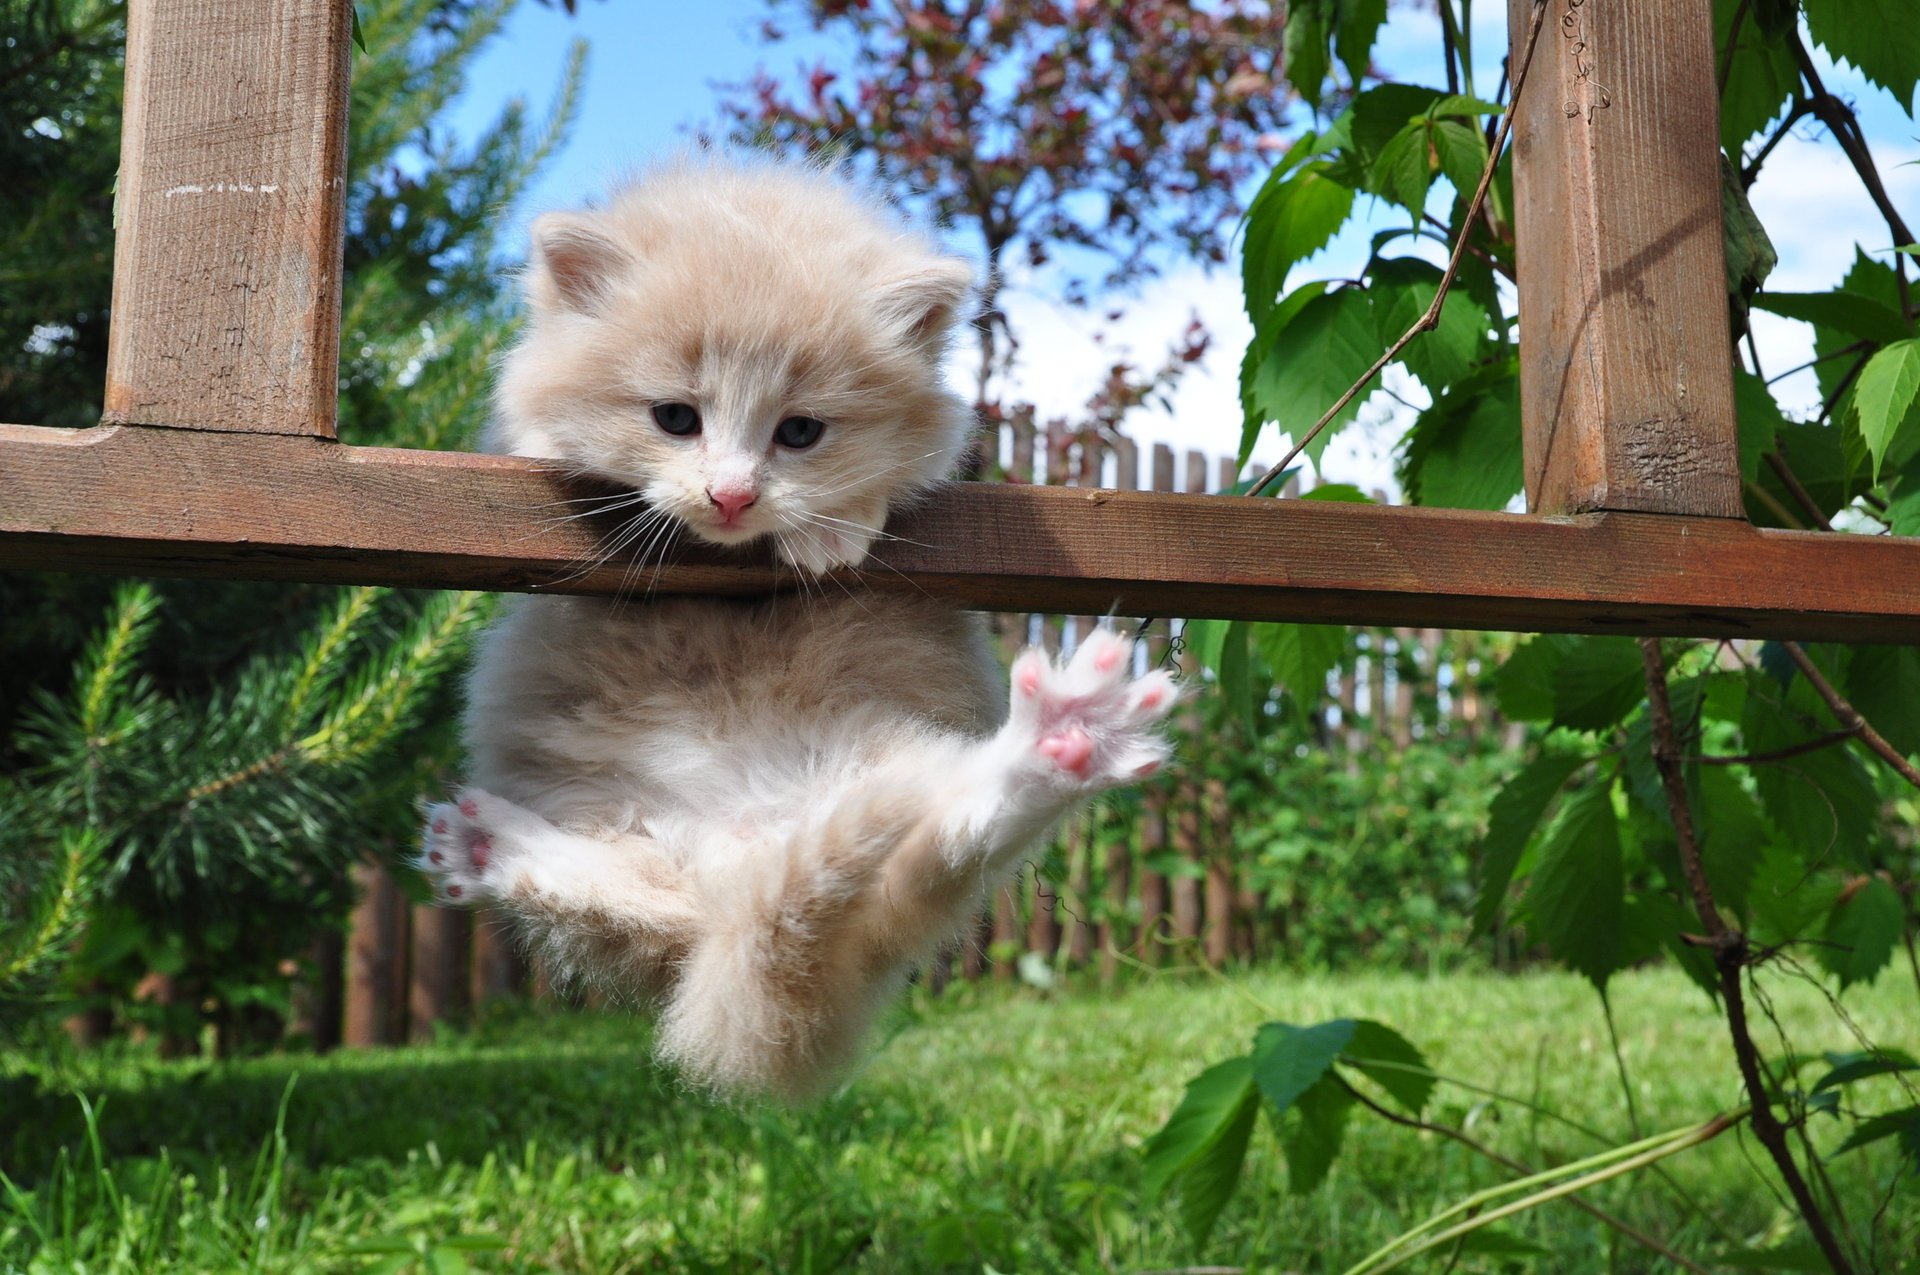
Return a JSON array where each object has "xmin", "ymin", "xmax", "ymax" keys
[
  {"xmin": 790, "ymin": 509, "xmax": 941, "ymax": 552},
  {"xmin": 807, "ymin": 446, "xmax": 962, "ymax": 499}
]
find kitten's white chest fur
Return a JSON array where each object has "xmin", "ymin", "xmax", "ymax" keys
[{"xmin": 417, "ymin": 155, "xmax": 1177, "ymax": 1100}]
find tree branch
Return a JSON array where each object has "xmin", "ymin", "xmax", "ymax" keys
[
  {"xmin": 1765, "ymin": 451, "xmax": 1834, "ymax": 530},
  {"xmin": 1640, "ymin": 639, "xmax": 1857, "ymax": 1275},
  {"xmin": 1693, "ymin": 729, "xmax": 1858, "ymax": 766},
  {"xmin": 1782, "ymin": 642, "xmax": 1920, "ymax": 790},
  {"xmin": 1789, "ymin": 32, "xmax": 1916, "ymax": 297}
]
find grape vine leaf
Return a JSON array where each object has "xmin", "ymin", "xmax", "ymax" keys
[
  {"xmin": 1370, "ymin": 257, "xmax": 1492, "ymax": 391},
  {"xmin": 1400, "ymin": 366, "xmax": 1521, "ymax": 510},
  {"xmin": 1732, "ymin": 369, "xmax": 1786, "ymax": 483},
  {"xmin": 1333, "ymin": 0, "xmax": 1387, "ymax": 92},
  {"xmin": 1803, "ymin": 0, "xmax": 1920, "ymax": 111},
  {"xmin": 1851, "ymin": 338, "xmax": 1920, "ymax": 480},
  {"xmin": 1472, "ymin": 751, "xmax": 1587, "ymax": 935},
  {"xmin": 1818, "ymin": 877, "xmax": 1903, "ymax": 989},
  {"xmin": 1342, "ymin": 1019, "xmax": 1434, "ymax": 1114},
  {"xmin": 1843, "ymin": 645, "xmax": 1920, "ymax": 757},
  {"xmin": 1242, "ymin": 164, "xmax": 1355, "ymax": 334},
  {"xmin": 1492, "ymin": 633, "xmax": 1578, "ymax": 723},
  {"xmin": 1141, "ymin": 1054, "xmax": 1260, "ymax": 1245},
  {"xmin": 1551, "ymin": 638, "xmax": 1647, "ymax": 733},
  {"xmin": 1242, "ymin": 288, "xmax": 1378, "ymax": 469},
  {"xmin": 1524, "ymin": 780, "xmax": 1626, "ymax": 990},
  {"xmin": 1277, "ymin": 1075, "xmax": 1353, "ymax": 1194}
]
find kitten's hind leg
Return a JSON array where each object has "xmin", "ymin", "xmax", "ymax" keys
[{"xmin": 418, "ymin": 788, "xmax": 700, "ymax": 983}]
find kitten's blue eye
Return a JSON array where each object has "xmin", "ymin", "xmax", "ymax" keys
[
  {"xmin": 775, "ymin": 416, "xmax": 826, "ymax": 449},
  {"xmin": 652, "ymin": 402, "xmax": 701, "ymax": 436}
]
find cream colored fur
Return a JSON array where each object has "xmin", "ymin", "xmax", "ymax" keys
[{"xmin": 420, "ymin": 154, "xmax": 1177, "ymax": 1101}]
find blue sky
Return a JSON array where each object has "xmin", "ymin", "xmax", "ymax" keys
[{"xmin": 443, "ymin": 2, "xmax": 1920, "ymax": 495}]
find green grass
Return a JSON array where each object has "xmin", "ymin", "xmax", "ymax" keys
[{"xmin": 3, "ymin": 966, "xmax": 1916, "ymax": 1272}]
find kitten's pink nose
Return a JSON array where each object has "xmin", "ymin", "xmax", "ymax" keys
[{"xmin": 706, "ymin": 483, "xmax": 758, "ymax": 525}]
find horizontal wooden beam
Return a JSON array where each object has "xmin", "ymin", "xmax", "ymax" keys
[{"xmin": 3, "ymin": 425, "xmax": 1918, "ymax": 642}]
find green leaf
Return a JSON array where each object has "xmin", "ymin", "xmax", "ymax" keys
[
  {"xmin": 1342, "ymin": 1020, "xmax": 1434, "ymax": 1115},
  {"xmin": 1399, "ymin": 366, "xmax": 1521, "ymax": 509},
  {"xmin": 1888, "ymin": 453, "xmax": 1920, "ymax": 536},
  {"xmin": 1715, "ymin": 0, "xmax": 1798, "ymax": 150},
  {"xmin": 1218, "ymin": 620, "xmax": 1255, "ymax": 734},
  {"xmin": 1333, "ymin": 0, "xmax": 1387, "ymax": 91},
  {"xmin": 1743, "ymin": 683, "xmax": 1879, "ymax": 866},
  {"xmin": 1243, "ymin": 288, "xmax": 1379, "ymax": 469},
  {"xmin": 1851, "ymin": 339, "xmax": 1920, "ymax": 480},
  {"xmin": 1141, "ymin": 1054, "xmax": 1261, "ymax": 1245},
  {"xmin": 1732, "ymin": 369, "xmax": 1786, "ymax": 484},
  {"xmin": 1493, "ymin": 633, "xmax": 1578, "ymax": 723},
  {"xmin": 1253, "ymin": 1019, "xmax": 1355, "ymax": 1114},
  {"xmin": 1282, "ymin": 0, "xmax": 1334, "ymax": 108},
  {"xmin": 1819, "ymin": 877, "xmax": 1903, "ymax": 989},
  {"xmin": 1256, "ymin": 622, "xmax": 1344, "ymax": 711},
  {"xmin": 1473, "ymin": 752, "xmax": 1587, "ymax": 935},
  {"xmin": 1551, "ymin": 638, "xmax": 1646, "ymax": 734},
  {"xmin": 1300, "ymin": 483, "xmax": 1372, "ymax": 503},
  {"xmin": 350, "ymin": 6, "xmax": 369, "ymax": 54},
  {"xmin": 1810, "ymin": 1049, "xmax": 1920, "ymax": 1095},
  {"xmin": 1752, "ymin": 291, "xmax": 1915, "ymax": 345},
  {"xmin": 1428, "ymin": 118, "xmax": 1489, "ymax": 200},
  {"xmin": 1277, "ymin": 1076, "xmax": 1352, "ymax": 1194},
  {"xmin": 1239, "ymin": 281, "xmax": 1331, "ymax": 466},
  {"xmin": 1833, "ymin": 1104, "xmax": 1920, "ymax": 1158},
  {"xmin": 1697, "ymin": 766, "xmax": 1767, "ymax": 921},
  {"xmin": 1524, "ymin": 780, "xmax": 1626, "ymax": 990},
  {"xmin": 1370, "ymin": 257, "xmax": 1491, "ymax": 391},
  {"xmin": 1803, "ymin": 0, "xmax": 1920, "ymax": 111},
  {"xmin": 1369, "ymin": 121, "xmax": 1433, "ymax": 214},
  {"xmin": 1242, "ymin": 165, "xmax": 1356, "ymax": 333},
  {"xmin": 1722, "ymin": 155, "xmax": 1777, "ymax": 297},
  {"xmin": 1426, "ymin": 94, "xmax": 1505, "ymax": 119},
  {"xmin": 1747, "ymin": 841, "xmax": 1843, "ymax": 945},
  {"xmin": 1843, "ymin": 646, "xmax": 1920, "ymax": 757},
  {"xmin": 1182, "ymin": 618, "xmax": 1228, "ymax": 675}
]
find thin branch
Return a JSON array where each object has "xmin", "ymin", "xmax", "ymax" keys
[
  {"xmin": 1789, "ymin": 32, "xmax": 1917, "ymax": 291},
  {"xmin": 1717, "ymin": 0, "xmax": 1752, "ymax": 91},
  {"xmin": 1766, "ymin": 338, "xmax": 1871, "ymax": 386},
  {"xmin": 1338, "ymin": 1082, "xmax": 1712, "ymax": 1275},
  {"xmin": 1248, "ymin": 0, "xmax": 1550, "ymax": 497},
  {"xmin": 1641, "ymin": 640, "xmax": 1858, "ymax": 1275},
  {"xmin": 1693, "ymin": 729, "xmax": 1858, "ymax": 766},
  {"xmin": 1782, "ymin": 642, "xmax": 1920, "ymax": 790},
  {"xmin": 1741, "ymin": 99, "xmax": 1812, "ymax": 188},
  {"xmin": 1818, "ymin": 350, "xmax": 1872, "ymax": 425},
  {"xmin": 1765, "ymin": 451, "xmax": 1834, "ymax": 530}
]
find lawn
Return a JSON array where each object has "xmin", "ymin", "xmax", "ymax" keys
[{"xmin": 3, "ymin": 965, "xmax": 1916, "ymax": 1272}]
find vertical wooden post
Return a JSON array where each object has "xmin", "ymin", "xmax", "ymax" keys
[
  {"xmin": 105, "ymin": 0, "xmax": 353, "ymax": 436},
  {"xmin": 343, "ymin": 860, "xmax": 400, "ymax": 1047},
  {"xmin": 1508, "ymin": 0, "xmax": 1741, "ymax": 517},
  {"xmin": 469, "ymin": 910, "xmax": 522, "ymax": 1006},
  {"xmin": 408, "ymin": 905, "xmax": 468, "ymax": 1040}
]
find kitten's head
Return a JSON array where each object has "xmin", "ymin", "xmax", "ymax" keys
[{"xmin": 491, "ymin": 154, "xmax": 977, "ymax": 574}]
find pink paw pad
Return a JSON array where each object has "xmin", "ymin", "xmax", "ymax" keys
[
  {"xmin": 458, "ymin": 798, "xmax": 478, "ymax": 818},
  {"xmin": 447, "ymin": 885, "xmax": 463, "ymax": 898},
  {"xmin": 1138, "ymin": 686, "xmax": 1166, "ymax": 710},
  {"xmin": 1017, "ymin": 665, "xmax": 1041, "ymax": 696},
  {"xmin": 470, "ymin": 836, "xmax": 492, "ymax": 869},
  {"xmin": 1094, "ymin": 645, "xmax": 1121, "ymax": 672},
  {"xmin": 1038, "ymin": 726, "xmax": 1095, "ymax": 775}
]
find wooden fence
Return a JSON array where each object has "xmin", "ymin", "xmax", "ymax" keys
[{"xmin": 314, "ymin": 419, "xmax": 1510, "ymax": 1047}]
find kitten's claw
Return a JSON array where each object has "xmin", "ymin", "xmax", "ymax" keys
[
  {"xmin": 1006, "ymin": 627, "xmax": 1178, "ymax": 794},
  {"xmin": 416, "ymin": 787, "xmax": 544, "ymax": 905}
]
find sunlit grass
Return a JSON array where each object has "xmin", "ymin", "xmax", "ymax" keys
[{"xmin": 3, "ymin": 965, "xmax": 1916, "ymax": 1272}]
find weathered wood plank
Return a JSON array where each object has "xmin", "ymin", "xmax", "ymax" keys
[
  {"xmin": 105, "ymin": 0, "xmax": 353, "ymax": 436},
  {"xmin": 1508, "ymin": 0, "xmax": 1742, "ymax": 517},
  {"xmin": 3, "ymin": 424, "xmax": 1919, "ymax": 640}
]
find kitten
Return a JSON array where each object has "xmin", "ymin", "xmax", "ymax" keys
[{"xmin": 418, "ymin": 154, "xmax": 1178, "ymax": 1101}]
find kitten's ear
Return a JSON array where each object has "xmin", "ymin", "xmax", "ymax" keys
[
  {"xmin": 525, "ymin": 212, "xmax": 632, "ymax": 315},
  {"xmin": 872, "ymin": 258, "xmax": 976, "ymax": 346}
]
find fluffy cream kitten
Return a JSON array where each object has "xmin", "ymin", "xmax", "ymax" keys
[{"xmin": 419, "ymin": 155, "xmax": 1177, "ymax": 1100}]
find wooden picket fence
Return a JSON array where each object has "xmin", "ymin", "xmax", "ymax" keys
[{"xmin": 315, "ymin": 418, "xmax": 1504, "ymax": 1048}]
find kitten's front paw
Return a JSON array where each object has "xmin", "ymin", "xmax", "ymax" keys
[
  {"xmin": 416, "ymin": 787, "xmax": 547, "ymax": 905},
  {"xmin": 1006, "ymin": 627, "xmax": 1178, "ymax": 793}
]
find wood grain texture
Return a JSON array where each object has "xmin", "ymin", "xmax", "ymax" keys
[
  {"xmin": 105, "ymin": 0, "xmax": 352, "ymax": 436},
  {"xmin": 1508, "ymin": 0, "xmax": 1742, "ymax": 517},
  {"xmin": 3, "ymin": 425, "xmax": 1919, "ymax": 640}
]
